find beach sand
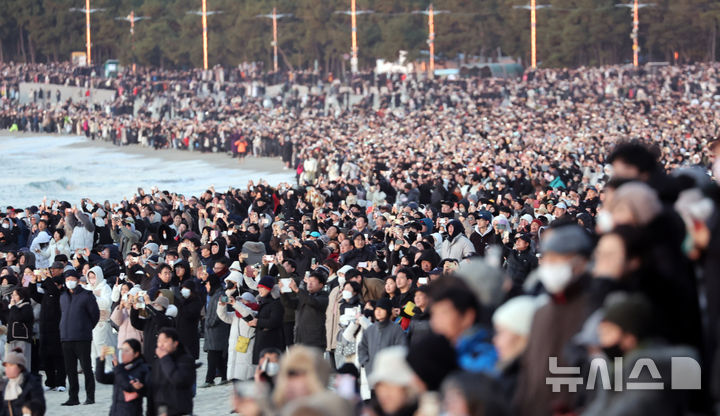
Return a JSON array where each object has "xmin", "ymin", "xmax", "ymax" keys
[{"xmin": 1, "ymin": 130, "xmax": 288, "ymax": 174}]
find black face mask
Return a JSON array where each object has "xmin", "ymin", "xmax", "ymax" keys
[
  {"xmin": 602, "ymin": 344, "xmax": 624, "ymax": 360},
  {"xmin": 362, "ymin": 309, "xmax": 374, "ymax": 318}
]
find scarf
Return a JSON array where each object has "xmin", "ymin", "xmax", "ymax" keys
[{"xmin": 4, "ymin": 373, "xmax": 24, "ymax": 401}]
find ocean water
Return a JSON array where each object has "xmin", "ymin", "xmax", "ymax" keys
[{"xmin": 0, "ymin": 135, "xmax": 294, "ymax": 208}]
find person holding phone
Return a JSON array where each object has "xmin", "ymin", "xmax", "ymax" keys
[
  {"xmin": 151, "ymin": 328, "xmax": 196, "ymax": 416},
  {"xmin": 202, "ymin": 274, "xmax": 230, "ymax": 388},
  {"xmin": 279, "ymin": 270, "xmax": 328, "ymax": 351},
  {"xmin": 95, "ymin": 339, "xmax": 150, "ymax": 416},
  {"xmin": 28, "ymin": 266, "xmax": 67, "ymax": 392},
  {"xmin": 217, "ymin": 292, "xmax": 258, "ymax": 381}
]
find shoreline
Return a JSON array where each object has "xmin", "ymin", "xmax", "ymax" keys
[{"xmin": 0, "ymin": 130, "xmax": 289, "ymax": 175}]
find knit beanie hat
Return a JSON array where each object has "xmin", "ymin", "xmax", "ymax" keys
[{"xmin": 258, "ymin": 275, "xmax": 276, "ymax": 291}]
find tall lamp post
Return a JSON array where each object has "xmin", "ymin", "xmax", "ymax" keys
[
  {"xmin": 412, "ymin": 4, "xmax": 449, "ymax": 77},
  {"xmin": 257, "ymin": 8, "xmax": 293, "ymax": 72},
  {"xmin": 187, "ymin": 1, "xmax": 223, "ymax": 70},
  {"xmin": 513, "ymin": 2, "xmax": 551, "ymax": 69},
  {"xmin": 69, "ymin": 1, "xmax": 106, "ymax": 66},
  {"xmin": 334, "ymin": 4, "xmax": 374, "ymax": 73},
  {"xmin": 616, "ymin": 0, "xmax": 655, "ymax": 67},
  {"xmin": 115, "ymin": 11, "xmax": 150, "ymax": 72}
]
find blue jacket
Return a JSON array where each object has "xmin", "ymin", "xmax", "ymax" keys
[
  {"xmin": 59, "ymin": 286, "xmax": 100, "ymax": 342},
  {"xmin": 456, "ymin": 326, "xmax": 498, "ymax": 373}
]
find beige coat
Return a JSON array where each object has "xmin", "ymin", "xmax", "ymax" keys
[
  {"xmin": 361, "ymin": 278, "xmax": 385, "ymax": 304},
  {"xmin": 325, "ymin": 286, "xmax": 343, "ymax": 351}
]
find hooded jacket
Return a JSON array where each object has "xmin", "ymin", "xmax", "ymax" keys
[
  {"xmin": 29, "ymin": 231, "xmax": 52, "ymax": 268},
  {"xmin": 49, "ymin": 234, "xmax": 72, "ymax": 259},
  {"xmin": 439, "ymin": 220, "xmax": 476, "ymax": 261},
  {"xmin": 241, "ymin": 241, "xmax": 267, "ymax": 267},
  {"xmin": 470, "ymin": 224, "xmax": 499, "ymax": 257},
  {"xmin": 67, "ymin": 212, "xmax": 95, "ymax": 252}
]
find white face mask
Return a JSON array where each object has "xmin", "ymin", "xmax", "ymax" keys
[
  {"xmin": 265, "ymin": 361, "xmax": 279, "ymax": 377},
  {"xmin": 225, "ymin": 289, "xmax": 236, "ymax": 297},
  {"xmin": 337, "ymin": 275, "xmax": 346, "ymax": 287},
  {"xmin": 537, "ymin": 262, "xmax": 574, "ymax": 294},
  {"xmin": 341, "ymin": 290, "xmax": 353, "ymax": 300},
  {"xmin": 65, "ymin": 280, "xmax": 78, "ymax": 290},
  {"xmin": 122, "ymin": 293, "xmax": 128, "ymax": 302},
  {"xmin": 595, "ymin": 210, "xmax": 614, "ymax": 234},
  {"xmin": 181, "ymin": 288, "xmax": 191, "ymax": 298}
]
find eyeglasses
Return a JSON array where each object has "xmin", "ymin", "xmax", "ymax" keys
[
  {"xmin": 119, "ymin": 347, "xmax": 133, "ymax": 353},
  {"xmin": 286, "ymin": 369, "xmax": 307, "ymax": 378}
]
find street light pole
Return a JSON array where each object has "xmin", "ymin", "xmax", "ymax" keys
[
  {"xmin": 334, "ymin": 7, "xmax": 374, "ymax": 73},
  {"xmin": 187, "ymin": 5, "xmax": 223, "ymax": 70},
  {"xmin": 70, "ymin": 3, "xmax": 106, "ymax": 67},
  {"xmin": 429, "ymin": 4, "xmax": 435, "ymax": 74},
  {"xmin": 530, "ymin": 0, "xmax": 536, "ymax": 68},
  {"xmin": 257, "ymin": 9, "xmax": 292, "ymax": 73},
  {"xmin": 273, "ymin": 8, "xmax": 278, "ymax": 72},
  {"xmin": 351, "ymin": 0, "xmax": 358, "ymax": 73},
  {"xmin": 202, "ymin": 0, "xmax": 208, "ymax": 70},
  {"xmin": 116, "ymin": 11, "xmax": 150, "ymax": 73},
  {"xmin": 632, "ymin": 0, "xmax": 638, "ymax": 66},
  {"xmin": 616, "ymin": 1, "xmax": 655, "ymax": 67},
  {"xmin": 412, "ymin": 5, "xmax": 449, "ymax": 77},
  {"xmin": 85, "ymin": 0, "xmax": 91, "ymax": 65},
  {"xmin": 513, "ymin": 3, "xmax": 550, "ymax": 69}
]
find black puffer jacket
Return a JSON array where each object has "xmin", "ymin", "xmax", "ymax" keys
[
  {"xmin": 282, "ymin": 288, "xmax": 328, "ymax": 349},
  {"xmin": 0, "ymin": 371, "xmax": 46, "ymax": 416},
  {"xmin": 151, "ymin": 347, "xmax": 196, "ymax": 416},
  {"xmin": 130, "ymin": 306, "xmax": 174, "ymax": 364},
  {"xmin": 95, "ymin": 356, "xmax": 151, "ymax": 416},
  {"xmin": 252, "ymin": 295, "xmax": 284, "ymax": 364}
]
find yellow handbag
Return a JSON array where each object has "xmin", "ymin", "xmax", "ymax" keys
[{"xmin": 235, "ymin": 335, "xmax": 251, "ymax": 353}]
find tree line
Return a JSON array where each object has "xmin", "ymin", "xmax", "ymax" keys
[{"xmin": 0, "ymin": 0, "xmax": 718, "ymax": 72}]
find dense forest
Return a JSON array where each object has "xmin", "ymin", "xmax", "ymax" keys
[{"xmin": 0, "ymin": 0, "xmax": 718, "ymax": 71}]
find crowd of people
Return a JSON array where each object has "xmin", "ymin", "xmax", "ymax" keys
[{"xmin": 0, "ymin": 61, "xmax": 719, "ymax": 415}]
